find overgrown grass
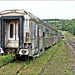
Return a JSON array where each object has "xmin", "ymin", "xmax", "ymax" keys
[
  {"xmin": 43, "ymin": 40, "xmax": 73, "ymax": 75},
  {"xmin": 0, "ymin": 60, "xmax": 26, "ymax": 74},
  {"xmin": 0, "ymin": 39, "xmax": 73, "ymax": 75},
  {"xmin": 0, "ymin": 54, "xmax": 14, "ymax": 65},
  {"xmin": 19, "ymin": 47, "xmax": 57, "ymax": 75},
  {"xmin": 18, "ymin": 40, "xmax": 73, "ymax": 75}
]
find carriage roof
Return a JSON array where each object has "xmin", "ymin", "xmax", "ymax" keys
[{"xmin": 0, "ymin": 9, "xmax": 58, "ymax": 32}]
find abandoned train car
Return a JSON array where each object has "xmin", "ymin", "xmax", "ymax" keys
[{"xmin": 0, "ymin": 9, "xmax": 62, "ymax": 57}]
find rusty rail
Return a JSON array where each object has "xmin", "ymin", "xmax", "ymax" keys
[
  {"xmin": 16, "ymin": 60, "xmax": 30, "ymax": 75},
  {"xmin": 67, "ymin": 38, "xmax": 75, "ymax": 54},
  {"xmin": 0, "ymin": 59, "xmax": 16, "ymax": 68},
  {"xmin": 67, "ymin": 38, "xmax": 75, "ymax": 48},
  {"xmin": 38, "ymin": 48, "xmax": 58, "ymax": 75}
]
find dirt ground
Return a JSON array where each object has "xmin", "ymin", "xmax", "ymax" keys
[{"xmin": 65, "ymin": 38, "xmax": 75, "ymax": 74}]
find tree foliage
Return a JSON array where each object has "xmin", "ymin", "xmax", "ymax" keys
[{"xmin": 42, "ymin": 19, "xmax": 75, "ymax": 35}]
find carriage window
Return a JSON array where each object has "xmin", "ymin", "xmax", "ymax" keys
[
  {"xmin": 10, "ymin": 24, "xmax": 13, "ymax": 38},
  {"xmin": 43, "ymin": 32, "xmax": 45, "ymax": 37}
]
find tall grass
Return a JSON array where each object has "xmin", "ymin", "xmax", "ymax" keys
[
  {"xmin": 43, "ymin": 40, "xmax": 73, "ymax": 75},
  {"xmin": 18, "ymin": 40, "xmax": 73, "ymax": 75},
  {"xmin": 0, "ymin": 54, "xmax": 14, "ymax": 65}
]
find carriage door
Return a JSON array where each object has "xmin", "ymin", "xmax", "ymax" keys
[{"xmin": 7, "ymin": 20, "xmax": 19, "ymax": 48}]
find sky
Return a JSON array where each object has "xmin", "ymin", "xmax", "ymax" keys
[{"xmin": 0, "ymin": 1, "xmax": 75, "ymax": 19}]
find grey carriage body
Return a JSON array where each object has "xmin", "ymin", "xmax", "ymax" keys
[{"xmin": 0, "ymin": 9, "xmax": 62, "ymax": 57}]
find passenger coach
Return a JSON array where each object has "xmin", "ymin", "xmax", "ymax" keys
[{"xmin": 0, "ymin": 9, "xmax": 62, "ymax": 58}]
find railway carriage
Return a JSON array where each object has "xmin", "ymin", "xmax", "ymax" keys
[{"xmin": 0, "ymin": 9, "xmax": 62, "ymax": 58}]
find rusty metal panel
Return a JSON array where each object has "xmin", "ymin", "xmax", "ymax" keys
[
  {"xmin": 7, "ymin": 41, "xmax": 19, "ymax": 48},
  {"xmin": 24, "ymin": 14, "xmax": 31, "ymax": 43},
  {"xmin": 34, "ymin": 23, "xmax": 39, "ymax": 54},
  {"xmin": 43, "ymin": 37, "xmax": 53, "ymax": 48},
  {"xmin": 39, "ymin": 38, "xmax": 43, "ymax": 50},
  {"xmin": 31, "ymin": 21, "xmax": 35, "ymax": 55},
  {"xmin": 31, "ymin": 22, "xmax": 39, "ymax": 55},
  {"xmin": 58, "ymin": 32, "xmax": 62, "ymax": 40}
]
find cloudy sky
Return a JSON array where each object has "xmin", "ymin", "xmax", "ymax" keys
[{"xmin": 0, "ymin": 1, "xmax": 75, "ymax": 19}]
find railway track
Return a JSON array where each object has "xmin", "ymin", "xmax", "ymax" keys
[
  {"xmin": 16, "ymin": 60, "xmax": 30, "ymax": 74},
  {"xmin": 67, "ymin": 38, "xmax": 75, "ymax": 54},
  {"xmin": 0, "ymin": 55, "xmax": 30, "ymax": 74},
  {"xmin": 0, "ymin": 59, "xmax": 16, "ymax": 68},
  {"xmin": 16, "ymin": 48, "xmax": 58, "ymax": 75},
  {"xmin": 16, "ymin": 65, "xmax": 25, "ymax": 74},
  {"xmin": 38, "ymin": 48, "xmax": 58, "ymax": 75}
]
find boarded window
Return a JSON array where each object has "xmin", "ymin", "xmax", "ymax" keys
[
  {"xmin": 25, "ymin": 38, "xmax": 29, "ymax": 42},
  {"xmin": 25, "ymin": 32, "xmax": 29, "ymax": 42},
  {"xmin": 10, "ymin": 24, "xmax": 13, "ymax": 38}
]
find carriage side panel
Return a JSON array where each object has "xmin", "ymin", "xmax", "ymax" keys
[
  {"xmin": 0, "ymin": 19, "xmax": 1, "ymax": 47},
  {"xmin": 31, "ymin": 22, "xmax": 38, "ymax": 56},
  {"xmin": 58, "ymin": 32, "xmax": 62, "ymax": 40},
  {"xmin": 39, "ymin": 25, "xmax": 43, "ymax": 50}
]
